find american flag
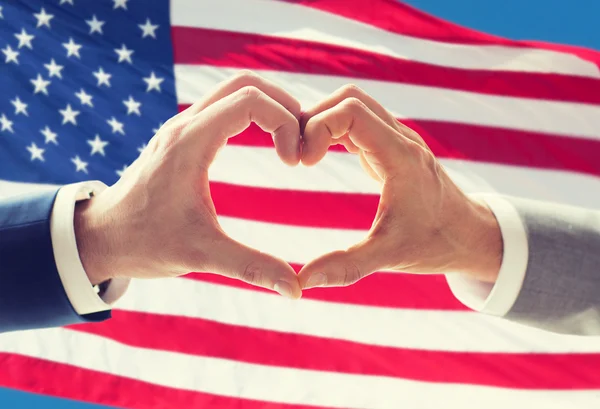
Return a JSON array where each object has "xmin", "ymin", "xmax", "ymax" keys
[{"xmin": 1, "ymin": 0, "xmax": 600, "ymax": 408}]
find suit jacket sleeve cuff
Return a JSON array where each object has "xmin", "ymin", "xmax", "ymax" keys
[
  {"xmin": 445, "ymin": 194, "xmax": 529, "ymax": 316},
  {"xmin": 50, "ymin": 181, "xmax": 130, "ymax": 316}
]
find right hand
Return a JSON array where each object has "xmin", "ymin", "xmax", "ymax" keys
[
  {"xmin": 73, "ymin": 71, "xmax": 303, "ymax": 299},
  {"xmin": 297, "ymin": 85, "xmax": 503, "ymax": 290}
]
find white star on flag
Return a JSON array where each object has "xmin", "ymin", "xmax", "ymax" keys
[
  {"xmin": 0, "ymin": 6, "xmax": 3, "ymax": 19},
  {"xmin": 60, "ymin": 0, "xmax": 75, "ymax": 5},
  {"xmin": 86, "ymin": 15, "xmax": 105, "ymax": 35},
  {"xmin": 14, "ymin": 29, "xmax": 35, "ymax": 49},
  {"xmin": 116, "ymin": 164, "xmax": 128, "ymax": 177},
  {"xmin": 71, "ymin": 156, "xmax": 89, "ymax": 173},
  {"xmin": 123, "ymin": 96, "xmax": 141, "ymax": 115},
  {"xmin": 0, "ymin": 114, "xmax": 14, "ymax": 133},
  {"xmin": 75, "ymin": 89, "xmax": 94, "ymax": 107},
  {"xmin": 59, "ymin": 104, "xmax": 80, "ymax": 125},
  {"xmin": 33, "ymin": 8, "xmax": 54, "ymax": 29},
  {"xmin": 152, "ymin": 123, "xmax": 163, "ymax": 134},
  {"xmin": 113, "ymin": 0, "xmax": 129, "ymax": 10},
  {"xmin": 63, "ymin": 37, "xmax": 82, "ymax": 58},
  {"xmin": 88, "ymin": 135, "xmax": 109, "ymax": 156},
  {"xmin": 93, "ymin": 67, "xmax": 111, "ymax": 87},
  {"xmin": 31, "ymin": 74, "xmax": 51, "ymax": 95},
  {"xmin": 2, "ymin": 45, "xmax": 19, "ymax": 64},
  {"xmin": 106, "ymin": 117, "xmax": 125, "ymax": 135},
  {"xmin": 115, "ymin": 44, "xmax": 134, "ymax": 64},
  {"xmin": 41, "ymin": 126, "xmax": 58, "ymax": 145},
  {"xmin": 137, "ymin": 143, "xmax": 147, "ymax": 153},
  {"xmin": 44, "ymin": 59, "xmax": 64, "ymax": 79},
  {"xmin": 11, "ymin": 97, "xmax": 28, "ymax": 116},
  {"xmin": 143, "ymin": 71, "xmax": 164, "ymax": 92},
  {"xmin": 27, "ymin": 143, "xmax": 45, "ymax": 161},
  {"xmin": 139, "ymin": 19, "xmax": 159, "ymax": 38}
]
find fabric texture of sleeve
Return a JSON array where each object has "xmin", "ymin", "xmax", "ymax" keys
[
  {"xmin": 51, "ymin": 181, "xmax": 130, "ymax": 316},
  {"xmin": 446, "ymin": 194, "xmax": 528, "ymax": 316},
  {"xmin": 0, "ymin": 188, "xmax": 109, "ymax": 332}
]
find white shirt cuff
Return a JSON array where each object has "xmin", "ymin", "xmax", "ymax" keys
[
  {"xmin": 50, "ymin": 181, "xmax": 130, "ymax": 315},
  {"xmin": 445, "ymin": 194, "xmax": 529, "ymax": 316}
]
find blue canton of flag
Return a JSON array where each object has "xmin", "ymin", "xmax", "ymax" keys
[{"xmin": 0, "ymin": 0, "xmax": 177, "ymax": 186}]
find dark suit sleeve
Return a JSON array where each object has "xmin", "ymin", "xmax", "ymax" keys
[{"xmin": 0, "ymin": 188, "xmax": 110, "ymax": 333}]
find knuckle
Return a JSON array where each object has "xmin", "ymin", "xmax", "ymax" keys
[
  {"xmin": 233, "ymin": 69, "xmax": 258, "ymax": 84},
  {"xmin": 338, "ymin": 84, "xmax": 365, "ymax": 99},
  {"xmin": 341, "ymin": 97, "xmax": 368, "ymax": 114},
  {"xmin": 238, "ymin": 85, "xmax": 263, "ymax": 101},
  {"xmin": 341, "ymin": 258, "xmax": 363, "ymax": 286},
  {"xmin": 241, "ymin": 261, "xmax": 264, "ymax": 286}
]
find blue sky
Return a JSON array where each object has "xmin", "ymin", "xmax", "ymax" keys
[{"xmin": 1, "ymin": 1, "xmax": 598, "ymax": 408}]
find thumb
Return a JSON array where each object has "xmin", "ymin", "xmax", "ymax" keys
[
  {"xmin": 298, "ymin": 238, "xmax": 382, "ymax": 289},
  {"xmin": 206, "ymin": 232, "xmax": 302, "ymax": 299}
]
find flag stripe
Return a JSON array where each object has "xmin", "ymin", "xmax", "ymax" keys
[
  {"xmin": 210, "ymin": 181, "xmax": 379, "ymax": 230},
  {"xmin": 284, "ymin": 0, "xmax": 600, "ymax": 72},
  {"xmin": 71, "ymin": 310, "xmax": 600, "ymax": 389},
  {"xmin": 0, "ymin": 330, "xmax": 598, "ymax": 408},
  {"xmin": 114, "ymin": 278, "xmax": 600, "ymax": 353},
  {"xmin": 207, "ymin": 147, "xmax": 600, "ymax": 209},
  {"xmin": 172, "ymin": 26, "xmax": 600, "ymax": 105},
  {"xmin": 0, "ymin": 354, "xmax": 323, "ymax": 409},
  {"xmin": 199, "ymin": 118, "xmax": 600, "ymax": 179},
  {"xmin": 170, "ymin": 0, "xmax": 600, "ymax": 78},
  {"xmin": 174, "ymin": 65, "xmax": 600, "ymax": 140}
]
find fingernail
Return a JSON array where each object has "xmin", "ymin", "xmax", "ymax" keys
[
  {"xmin": 274, "ymin": 281, "xmax": 294, "ymax": 299},
  {"xmin": 304, "ymin": 273, "xmax": 327, "ymax": 289}
]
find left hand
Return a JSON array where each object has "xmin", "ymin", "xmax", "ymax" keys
[
  {"xmin": 297, "ymin": 85, "xmax": 503, "ymax": 289},
  {"xmin": 74, "ymin": 71, "xmax": 303, "ymax": 299}
]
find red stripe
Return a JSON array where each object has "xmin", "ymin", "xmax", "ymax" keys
[
  {"xmin": 184, "ymin": 269, "xmax": 467, "ymax": 310},
  {"xmin": 0, "ymin": 354, "xmax": 325, "ymax": 409},
  {"xmin": 211, "ymin": 181, "xmax": 379, "ymax": 230},
  {"xmin": 285, "ymin": 0, "xmax": 506, "ymax": 45},
  {"xmin": 179, "ymin": 108, "xmax": 600, "ymax": 178},
  {"xmin": 286, "ymin": 0, "xmax": 600, "ymax": 69},
  {"xmin": 70, "ymin": 312, "xmax": 600, "ymax": 389},
  {"xmin": 172, "ymin": 26, "xmax": 600, "ymax": 104}
]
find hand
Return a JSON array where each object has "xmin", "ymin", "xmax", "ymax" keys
[
  {"xmin": 73, "ymin": 71, "xmax": 303, "ymax": 299},
  {"xmin": 297, "ymin": 85, "xmax": 503, "ymax": 289}
]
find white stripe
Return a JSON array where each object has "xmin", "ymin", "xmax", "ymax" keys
[
  {"xmin": 0, "ymin": 329, "xmax": 598, "ymax": 408},
  {"xmin": 175, "ymin": 65, "xmax": 600, "ymax": 140},
  {"xmin": 209, "ymin": 146, "xmax": 600, "ymax": 210},
  {"xmin": 3, "ymin": 157, "xmax": 600, "ymax": 265},
  {"xmin": 6, "ymin": 148, "xmax": 600, "ymax": 210},
  {"xmin": 2, "ymin": 145, "xmax": 600, "ymax": 211},
  {"xmin": 114, "ymin": 278, "xmax": 600, "ymax": 354},
  {"xmin": 170, "ymin": 0, "xmax": 600, "ymax": 78}
]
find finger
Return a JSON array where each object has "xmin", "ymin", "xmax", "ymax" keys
[
  {"xmin": 300, "ymin": 84, "xmax": 428, "ymax": 160},
  {"xmin": 184, "ymin": 70, "xmax": 302, "ymax": 120},
  {"xmin": 207, "ymin": 232, "xmax": 301, "ymax": 299},
  {"xmin": 336, "ymin": 133, "xmax": 360, "ymax": 154},
  {"xmin": 300, "ymin": 85, "xmax": 395, "ymax": 164},
  {"xmin": 359, "ymin": 150, "xmax": 381, "ymax": 182},
  {"xmin": 183, "ymin": 86, "xmax": 301, "ymax": 166},
  {"xmin": 303, "ymin": 97, "xmax": 410, "ymax": 176},
  {"xmin": 301, "ymin": 84, "xmax": 397, "ymax": 131},
  {"xmin": 297, "ymin": 238, "xmax": 383, "ymax": 289}
]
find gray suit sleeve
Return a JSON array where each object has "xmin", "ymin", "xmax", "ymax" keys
[{"xmin": 502, "ymin": 196, "xmax": 600, "ymax": 335}]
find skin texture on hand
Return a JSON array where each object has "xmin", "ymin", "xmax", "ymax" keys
[
  {"xmin": 297, "ymin": 85, "xmax": 503, "ymax": 290},
  {"xmin": 73, "ymin": 72, "xmax": 503, "ymax": 300},
  {"xmin": 73, "ymin": 71, "xmax": 304, "ymax": 299}
]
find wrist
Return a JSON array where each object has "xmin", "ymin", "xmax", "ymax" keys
[
  {"xmin": 73, "ymin": 198, "xmax": 114, "ymax": 286},
  {"xmin": 453, "ymin": 197, "xmax": 503, "ymax": 283}
]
